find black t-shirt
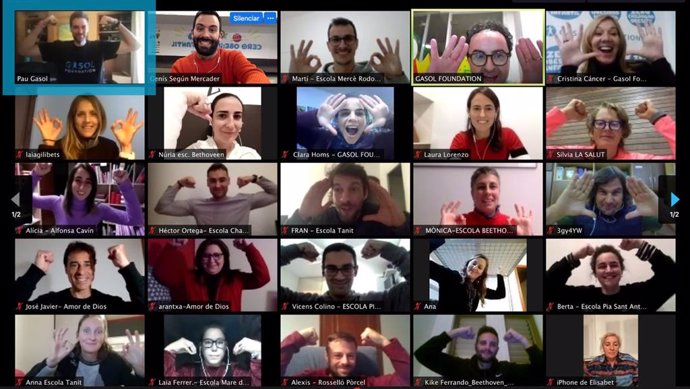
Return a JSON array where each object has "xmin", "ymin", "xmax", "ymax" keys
[{"xmin": 38, "ymin": 40, "xmax": 119, "ymax": 83}]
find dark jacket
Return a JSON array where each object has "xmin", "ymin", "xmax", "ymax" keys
[
  {"xmin": 414, "ymin": 332, "xmax": 543, "ymax": 385},
  {"xmin": 545, "ymin": 241, "xmax": 675, "ymax": 311},
  {"xmin": 26, "ymin": 351, "xmax": 145, "ymax": 386},
  {"xmin": 38, "ymin": 136, "xmax": 121, "ymax": 160},
  {"xmin": 560, "ymin": 58, "xmax": 675, "ymax": 85},
  {"xmin": 15, "ymin": 263, "xmax": 146, "ymax": 312},
  {"xmin": 279, "ymin": 243, "xmax": 410, "ymax": 311}
]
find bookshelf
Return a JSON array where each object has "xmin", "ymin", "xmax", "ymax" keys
[{"xmin": 88, "ymin": 162, "xmax": 146, "ymax": 236}]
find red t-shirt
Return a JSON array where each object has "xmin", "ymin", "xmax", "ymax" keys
[
  {"xmin": 449, "ymin": 128, "xmax": 528, "ymax": 160},
  {"xmin": 171, "ymin": 48, "xmax": 270, "ymax": 84},
  {"xmin": 461, "ymin": 209, "xmax": 515, "ymax": 226}
]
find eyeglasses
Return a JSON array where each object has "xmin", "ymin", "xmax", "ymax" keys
[
  {"xmin": 202, "ymin": 253, "xmax": 224, "ymax": 261},
  {"xmin": 469, "ymin": 50, "xmax": 510, "ymax": 66},
  {"xmin": 328, "ymin": 34, "xmax": 357, "ymax": 45},
  {"xmin": 202, "ymin": 338, "xmax": 227, "ymax": 349},
  {"xmin": 593, "ymin": 120, "xmax": 623, "ymax": 131},
  {"xmin": 324, "ymin": 265, "xmax": 357, "ymax": 276}
]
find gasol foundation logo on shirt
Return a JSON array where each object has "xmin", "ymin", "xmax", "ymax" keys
[{"xmin": 65, "ymin": 61, "xmax": 97, "ymax": 74}]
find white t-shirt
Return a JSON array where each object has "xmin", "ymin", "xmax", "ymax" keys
[{"xmin": 186, "ymin": 137, "xmax": 261, "ymax": 160}]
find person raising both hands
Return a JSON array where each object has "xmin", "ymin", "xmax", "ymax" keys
[
  {"xmin": 285, "ymin": 163, "xmax": 409, "ymax": 236},
  {"xmin": 289, "ymin": 17, "xmax": 408, "ymax": 83},
  {"xmin": 439, "ymin": 167, "xmax": 535, "ymax": 235},
  {"xmin": 425, "ymin": 19, "xmax": 543, "ymax": 84},
  {"xmin": 555, "ymin": 15, "xmax": 675, "ymax": 84},
  {"xmin": 25, "ymin": 315, "xmax": 145, "ymax": 386},
  {"xmin": 34, "ymin": 95, "xmax": 143, "ymax": 160},
  {"xmin": 546, "ymin": 98, "xmax": 675, "ymax": 160},
  {"xmin": 546, "ymin": 167, "xmax": 670, "ymax": 236},
  {"xmin": 32, "ymin": 163, "xmax": 143, "ymax": 232},
  {"xmin": 296, "ymin": 93, "xmax": 394, "ymax": 159}
]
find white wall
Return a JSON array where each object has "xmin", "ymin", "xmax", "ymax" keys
[
  {"xmin": 188, "ymin": 238, "xmax": 278, "ymax": 311},
  {"xmin": 414, "ymin": 87, "xmax": 543, "ymax": 159},
  {"xmin": 280, "ymin": 163, "xmax": 410, "ymax": 218},
  {"xmin": 15, "ymin": 315, "xmax": 53, "ymax": 373},
  {"xmin": 546, "ymin": 238, "xmax": 676, "ymax": 311},
  {"xmin": 478, "ymin": 274, "xmax": 520, "ymax": 312},
  {"xmin": 380, "ymin": 315, "xmax": 411, "ymax": 374},
  {"xmin": 412, "ymin": 163, "xmax": 544, "ymax": 234},
  {"xmin": 147, "ymin": 163, "xmax": 278, "ymax": 235},
  {"xmin": 15, "ymin": 239, "xmax": 145, "ymax": 300},
  {"xmin": 281, "ymin": 314, "xmax": 319, "ymax": 341},
  {"xmin": 281, "ymin": 11, "xmax": 411, "ymax": 77},
  {"xmin": 29, "ymin": 96, "xmax": 146, "ymax": 158},
  {"xmin": 412, "ymin": 315, "xmax": 454, "ymax": 376}
]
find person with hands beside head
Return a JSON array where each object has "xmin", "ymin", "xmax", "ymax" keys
[
  {"xmin": 171, "ymin": 11, "xmax": 269, "ymax": 84},
  {"xmin": 15, "ymin": 242, "xmax": 145, "ymax": 311},
  {"xmin": 280, "ymin": 240, "xmax": 410, "ymax": 311},
  {"xmin": 18, "ymin": 12, "xmax": 141, "ymax": 84},
  {"xmin": 163, "ymin": 90, "xmax": 260, "ymax": 159},
  {"xmin": 154, "ymin": 163, "xmax": 277, "ymax": 226},
  {"xmin": 415, "ymin": 325, "xmax": 543, "ymax": 384},
  {"xmin": 151, "ymin": 238, "xmax": 269, "ymax": 310},
  {"xmin": 31, "ymin": 163, "xmax": 143, "ymax": 231},
  {"xmin": 546, "ymin": 239, "xmax": 676, "ymax": 311},
  {"xmin": 285, "ymin": 163, "xmax": 409, "ymax": 236},
  {"xmin": 556, "ymin": 15, "xmax": 675, "ymax": 84},
  {"xmin": 449, "ymin": 87, "xmax": 529, "ymax": 160},
  {"xmin": 546, "ymin": 167, "xmax": 666, "ymax": 236},
  {"xmin": 34, "ymin": 95, "xmax": 143, "ymax": 160},
  {"xmin": 439, "ymin": 167, "xmax": 534, "ymax": 235},
  {"xmin": 546, "ymin": 98, "xmax": 675, "ymax": 160},
  {"xmin": 428, "ymin": 238, "xmax": 506, "ymax": 312},
  {"xmin": 425, "ymin": 19, "xmax": 543, "ymax": 84},
  {"xmin": 289, "ymin": 17, "xmax": 408, "ymax": 83},
  {"xmin": 164, "ymin": 323, "xmax": 261, "ymax": 384},
  {"xmin": 26, "ymin": 315, "xmax": 145, "ymax": 386},
  {"xmin": 281, "ymin": 326, "xmax": 410, "ymax": 385},
  {"xmin": 296, "ymin": 93, "xmax": 394, "ymax": 159}
]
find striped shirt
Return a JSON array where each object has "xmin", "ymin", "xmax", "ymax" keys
[{"xmin": 584, "ymin": 352, "xmax": 639, "ymax": 386}]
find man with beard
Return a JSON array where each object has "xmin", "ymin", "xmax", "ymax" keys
[
  {"xmin": 280, "ymin": 327, "xmax": 410, "ymax": 386},
  {"xmin": 15, "ymin": 242, "xmax": 145, "ymax": 312},
  {"xmin": 414, "ymin": 325, "xmax": 543, "ymax": 385},
  {"xmin": 171, "ymin": 11, "xmax": 270, "ymax": 84},
  {"xmin": 546, "ymin": 167, "xmax": 668, "ymax": 236},
  {"xmin": 289, "ymin": 17, "xmax": 408, "ymax": 83},
  {"xmin": 285, "ymin": 163, "xmax": 409, "ymax": 236},
  {"xmin": 154, "ymin": 163, "xmax": 277, "ymax": 225},
  {"xmin": 18, "ymin": 11, "xmax": 141, "ymax": 83},
  {"xmin": 296, "ymin": 93, "xmax": 394, "ymax": 159},
  {"xmin": 279, "ymin": 240, "xmax": 410, "ymax": 311}
]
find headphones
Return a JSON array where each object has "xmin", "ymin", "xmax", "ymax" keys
[{"xmin": 589, "ymin": 204, "xmax": 625, "ymax": 236}]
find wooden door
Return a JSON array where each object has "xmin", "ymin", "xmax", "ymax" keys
[{"xmin": 320, "ymin": 315, "xmax": 382, "ymax": 375}]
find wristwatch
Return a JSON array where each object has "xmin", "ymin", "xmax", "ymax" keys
[{"xmin": 252, "ymin": 174, "xmax": 258, "ymax": 183}]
